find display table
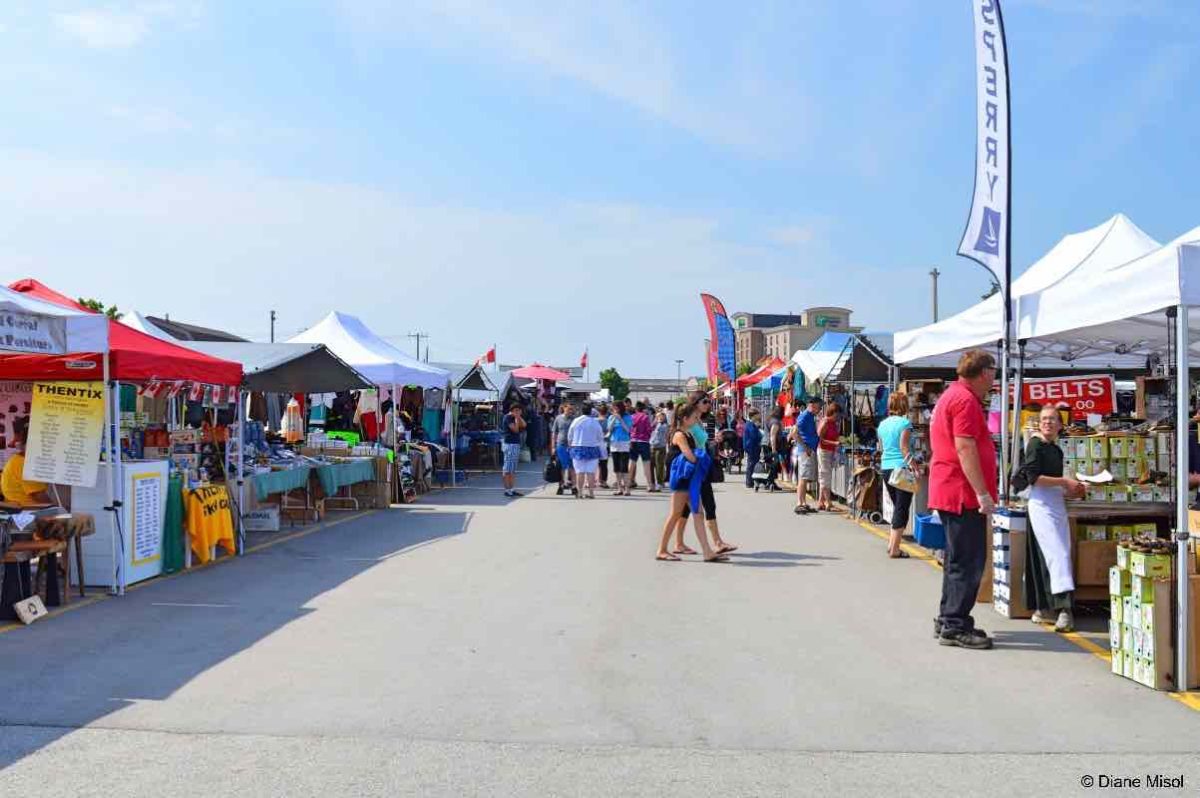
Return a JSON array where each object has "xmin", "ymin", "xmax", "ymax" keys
[
  {"xmin": 315, "ymin": 459, "xmax": 375, "ymax": 495},
  {"xmin": 252, "ymin": 466, "xmax": 313, "ymax": 502},
  {"xmin": 0, "ymin": 512, "xmax": 96, "ymax": 618}
]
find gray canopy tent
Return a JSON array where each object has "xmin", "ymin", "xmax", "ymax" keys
[{"xmin": 185, "ymin": 342, "xmax": 373, "ymax": 394}]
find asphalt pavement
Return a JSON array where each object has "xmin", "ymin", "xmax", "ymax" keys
[{"xmin": 2, "ymin": 462, "xmax": 1198, "ymax": 796}]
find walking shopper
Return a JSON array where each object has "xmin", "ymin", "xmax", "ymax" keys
[
  {"xmin": 656, "ymin": 401, "xmax": 725, "ymax": 562},
  {"xmin": 608, "ymin": 400, "xmax": 633, "ymax": 496},
  {"xmin": 553, "ymin": 403, "xmax": 577, "ymax": 495},
  {"xmin": 792, "ymin": 398, "xmax": 820, "ymax": 514},
  {"xmin": 673, "ymin": 393, "xmax": 737, "ymax": 554},
  {"xmin": 743, "ymin": 409, "xmax": 763, "ymax": 488},
  {"xmin": 650, "ymin": 410, "xmax": 670, "ymax": 487},
  {"xmin": 501, "ymin": 403, "xmax": 526, "ymax": 497},
  {"xmin": 596, "ymin": 403, "xmax": 611, "ymax": 489},
  {"xmin": 766, "ymin": 407, "xmax": 785, "ymax": 491},
  {"xmin": 816, "ymin": 402, "xmax": 840, "ymax": 511},
  {"xmin": 930, "ymin": 349, "xmax": 999, "ymax": 650},
  {"xmin": 568, "ymin": 403, "xmax": 604, "ymax": 499},
  {"xmin": 1012, "ymin": 405, "xmax": 1085, "ymax": 633},
  {"xmin": 878, "ymin": 392, "xmax": 916, "ymax": 558},
  {"xmin": 629, "ymin": 401, "xmax": 658, "ymax": 492}
]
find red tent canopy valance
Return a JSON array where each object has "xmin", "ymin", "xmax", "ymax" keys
[{"xmin": 0, "ymin": 280, "xmax": 243, "ymax": 385}]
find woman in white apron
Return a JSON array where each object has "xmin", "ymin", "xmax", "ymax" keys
[{"xmin": 1013, "ymin": 405, "xmax": 1086, "ymax": 632}]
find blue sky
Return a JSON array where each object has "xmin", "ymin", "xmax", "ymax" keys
[{"xmin": 1, "ymin": 1, "xmax": 1197, "ymax": 377}]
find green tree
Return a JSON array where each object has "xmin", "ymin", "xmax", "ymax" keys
[
  {"xmin": 737, "ymin": 362, "xmax": 755, "ymax": 376},
  {"xmin": 78, "ymin": 298, "xmax": 124, "ymax": 320},
  {"xmin": 598, "ymin": 367, "xmax": 630, "ymax": 401}
]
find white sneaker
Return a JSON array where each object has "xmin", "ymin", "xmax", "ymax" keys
[
  {"xmin": 1054, "ymin": 610, "xmax": 1075, "ymax": 633},
  {"xmin": 1030, "ymin": 610, "xmax": 1049, "ymax": 624}
]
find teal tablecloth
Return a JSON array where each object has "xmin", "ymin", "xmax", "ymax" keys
[
  {"xmin": 252, "ymin": 466, "xmax": 313, "ymax": 501},
  {"xmin": 315, "ymin": 459, "xmax": 376, "ymax": 495}
]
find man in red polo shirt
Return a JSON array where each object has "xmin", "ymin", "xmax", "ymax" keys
[{"xmin": 929, "ymin": 349, "xmax": 998, "ymax": 650}]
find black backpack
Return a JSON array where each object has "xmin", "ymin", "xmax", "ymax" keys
[{"xmin": 543, "ymin": 457, "xmax": 562, "ymax": 483}]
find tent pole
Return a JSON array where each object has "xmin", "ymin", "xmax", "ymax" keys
[
  {"xmin": 392, "ymin": 382, "xmax": 399, "ymax": 502},
  {"xmin": 1010, "ymin": 339, "xmax": 1027, "ymax": 481},
  {"xmin": 235, "ymin": 388, "xmax": 245, "ymax": 555},
  {"xmin": 999, "ymin": 337, "xmax": 1011, "ymax": 500},
  {"xmin": 113, "ymin": 379, "xmax": 125, "ymax": 596},
  {"xmin": 450, "ymin": 386, "xmax": 457, "ymax": 488},
  {"xmin": 102, "ymin": 355, "xmax": 119, "ymax": 596},
  {"xmin": 849, "ymin": 338, "xmax": 855, "ymax": 444},
  {"xmin": 1174, "ymin": 304, "xmax": 1190, "ymax": 692}
]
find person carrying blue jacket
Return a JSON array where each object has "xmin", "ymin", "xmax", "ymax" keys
[{"xmin": 655, "ymin": 400, "xmax": 728, "ymax": 563}]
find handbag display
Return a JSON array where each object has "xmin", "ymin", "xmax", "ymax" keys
[{"xmin": 887, "ymin": 465, "xmax": 918, "ymax": 493}]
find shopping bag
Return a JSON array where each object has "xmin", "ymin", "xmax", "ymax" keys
[
  {"xmin": 887, "ymin": 465, "xmax": 918, "ymax": 494},
  {"xmin": 543, "ymin": 457, "xmax": 562, "ymax": 483}
]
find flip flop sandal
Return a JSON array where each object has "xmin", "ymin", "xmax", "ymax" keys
[
  {"xmin": 672, "ymin": 547, "xmax": 699, "ymax": 555},
  {"xmin": 704, "ymin": 555, "xmax": 731, "ymax": 563},
  {"xmin": 889, "ymin": 550, "xmax": 911, "ymax": 559},
  {"xmin": 656, "ymin": 553, "xmax": 681, "ymax": 561},
  {"xmin": 716, "ymin": 544, "xmax": 738, "ymax": 554}
]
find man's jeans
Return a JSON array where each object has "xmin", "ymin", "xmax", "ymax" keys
[{"xmin": 938, "ymin": 508, "xmax": 988, "ymax": 635}]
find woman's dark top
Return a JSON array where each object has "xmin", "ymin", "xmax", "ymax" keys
[
  {"xmin": 1011, "ymin": 436, "xmax": 1064, "ymax": 494},
  {"xmin": 668, "ymin": 431, "xmax": 697, "ymax": 463}
]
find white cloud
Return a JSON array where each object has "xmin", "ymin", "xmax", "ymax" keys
[
  {"xmin": 0, "ymin": 151, "xmax": 832, "ymax": 372},
  {"xmin": 54, "ymin": 9, "xmax": 149, "ymax": 49},
  {"xmin": 52, "ymin": 2, "xmax": 204, "ymax": 49},
  {"xmin": 334, "ymin": 0, "xmax": 810, "ymax": 158},
  {"xmin": 105, "ymin": 104, "xmax": 192, "ymax": 134}
]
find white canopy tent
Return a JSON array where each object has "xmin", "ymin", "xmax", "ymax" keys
[
  {"xmin": 790, "ymin": 349, "xmax": 842, "ymax": 385},
  {"xmin": 1000, "ymin": 227, "xmax": 1200, "ymax": 691},
  {"xmin": 120, "ymin": 311, "xmax": 177, "ymax": 343},
  {"xmin": 288, "ymin": 312, "xmax": 449, "ymax": 390},
  {"xmin": 895, "ymin": 215, "xmax": 1161, "ymax": 365}
]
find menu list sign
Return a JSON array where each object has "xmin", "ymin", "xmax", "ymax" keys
[
  {"xmin": 131, "ymin": 472, "xmax": 163, "ymax": 566},
  {"xmin": 24, "ymin": 381, "xmax": 104, "ymax": 488}
]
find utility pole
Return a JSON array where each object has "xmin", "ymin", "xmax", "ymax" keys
[
  {"xmin": 408, "ymin": 332, "xmax": 428, "ymax": 360},
  {"xmin": 270, "ymin": 310, "xmax": 277, "ymax": 342},
  {"xmin": 675, "ymin": 359, "xmax": 684, "ymax": 391},
  {"xmin": 929, "ymin": 268, "xmax": 941, "ymax": 323}
]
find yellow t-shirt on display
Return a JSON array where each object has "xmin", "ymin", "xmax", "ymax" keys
[
  {"xmin": 184, "ymin": 485, "xmax": 236, "ymax": 564},
  {"xmin": 1, "ymin": 454, "xmax": 47, "ymax": 506}
]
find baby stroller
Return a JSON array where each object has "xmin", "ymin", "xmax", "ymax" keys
[
  {"xmin": 847, "ymin": 453, "xmax": 884, "ymax": 524},
  {"xmin": 751, "ymin": 452, "xmax": 779, "ymax": 492},
  {"xmin": 717, "ymin": 428, "xmax": 743, "ymax": 473}
]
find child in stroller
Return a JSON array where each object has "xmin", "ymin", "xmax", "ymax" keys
[{"xmin": 716, "ymin": 427, "xmax": 743, "ymax": 473}]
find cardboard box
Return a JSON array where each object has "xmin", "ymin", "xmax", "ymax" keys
[
  {"xmin": 1109, "ymin": 460, "xmax": 1127, "ymax": 481},
  {"xmin": 1083, "ymin": 524, "xmax": 1109, "ymax": 542},
  {"xmin": 1109, "ymin": 618, "xmax": 1122, "ymax": 650},
  {"xmin": 1123, "ymin": 596, "xmax": 1137, "ymax": 628},
  {"xmin": 1116, "ymin": 545, "xmax": 1131, "ymax": 570},
  {"xmin": 1133, "ymin": 522, "xmax": 1158, "ymax": 537},
  {"xmin": 1153, "ymin": 485, "xmax": 1172, "ymax": 503},
  {"xmin": 1108, "ymin": 485, "xmax": 1130, "ymax": 503},
  {"xmin": 1157, "ymin": 452, "xmax": 1173, "ymax": 474},
  {"xmin": 243, "ymin": 507, "xmax": 280, "ymax": 532},
  {"xmin": 1141, "ymin": 436, "xmax": 1155, "ymax": 456},
  {"xmin": 1130, "ymin": 551, "xmax": 1171, "ymax": 579},
  {"xmin": 1076, "ymin": 540, "xmax": 1118, "ymax": 586},
  {"xmin": 1110, "ymin": 595, "xmax": 1124, "ymax": 623},
  {"xmin": 1131, "ymin": 485, "xmax": 1156, "ymax": 503},
  {"xmin": 170, "ymin": 429, "xmax": 202, "ymax": 444},
  {"xmin": 1123, "ymin": 650, "xmax": 1135, "ymax": 679},
  {"xmin": 991, "ymin": 529, "xmax": 1030, "ymax": 619},
  {"xmin": 1088, "ymin": 436, "xmax": 1108, "ymax": 460},
  {"xmin": 1122, "ymin": 623, "xmax": 1134, "ymax": 652},
  {"xmin": 994, "ymin": 546, "xmax": 1011, "ymax": 566},
  {"xmin": 143, "ymin": 446, "xmax": 171, "ymax": 459},
  {"xmin": 1131, "ymin": 573, "xmax": 1159, "ymax": 603},
  {"xmin": 1085, "ymin": 485, "xmax": 1108, "ymax": 502},
  {"xmin": 992, "ymin": 510, "xmax": 1026, "ymax": 531},
  {"xmin": 1109, "ymin": 524, "xmax": 1134, "ymax": 541},
  {"xmin": 1111, "ymin": 649, "xmax": 1124, "ymax": 675},
  {"xmin": 1110, "ymin": 566, "xmax": 1131, "ymax": 597},
  {"xmin": 1109, "ymin": 436, "xmax": 1130, "ymax": 459}
]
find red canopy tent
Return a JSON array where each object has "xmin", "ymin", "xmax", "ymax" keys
[
  {"xmin": 734, "ymin": 357, "xmax": 786, "ymax": 391},
  {"xmin": 0, "ymin": 280, "xmax": 242, "ymax": 385}
]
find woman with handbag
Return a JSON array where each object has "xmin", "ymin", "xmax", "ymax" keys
[
  {"xmin": 878, "ymin": 392, "xmax": 918, "ymax": 559},
  {"xmin": 815, "ymin": 402, "xmax": 841, "ymax": 512}
]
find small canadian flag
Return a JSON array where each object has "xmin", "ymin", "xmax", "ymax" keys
[
  {"xmin": 165, "ymin": 381, "xmax": 185, "ymax": 399},
  {"xmin": 476, "ymin": 347, "xmax": 496, "ymax": 367},
  {"xmin": 188, "ymin": 383, "xmax": 205, "ymax": 402},
  {"xmin": 138, "ymin": 380, "xmax": 165, "ymax": 399},
  {"xmin": 580, "ymin": 350, "xmax": 588, "ymax": 369},
  {"xmin": 211, "ymin": 385, "xmax": 225, "ymax": 404}
]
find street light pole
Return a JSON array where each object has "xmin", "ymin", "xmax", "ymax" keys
[
  {"xmin": 675, "ymin": 359, "xmax": 684, "ymax": 392},
  {"xmin": 930, "ymin": 268, "xmax": 941, "ymax": 322}
]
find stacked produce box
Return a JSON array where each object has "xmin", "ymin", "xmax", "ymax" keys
[
  {"xmin": 1108, "ymin": 537, "xmax": 1175, "ymax": 690},
  {"xmin": 1062, "ymin": 432, "xmax": 1173, "ymax": 504}
]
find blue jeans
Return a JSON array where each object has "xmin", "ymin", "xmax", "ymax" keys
[{"xmin": 745, "ymin": 448, "xmax": 761, "ymax": 487}]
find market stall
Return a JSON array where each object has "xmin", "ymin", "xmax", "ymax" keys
[
  {"xmin": 0, "ymin": 286, "xmax": 109, "ymax": 615},
  {"xmin": 288, "ymin": 312, "xmax": 449, "ymax": 503},
  {"xmin": 6, "ymin": 279, "xmax": 244, "ymax": 593}
]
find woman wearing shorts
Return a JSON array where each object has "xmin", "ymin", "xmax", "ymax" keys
[
  {"xmin": 816, "ymin": 402, "xmax": 841, "ymax": 512},
  {"xmin": 568, "ymin": 403, "xmax": 604, "ymax": 499},
  {"xmin": 656, "ymin": 401, "xmax": 725, "ymax": 562}
]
